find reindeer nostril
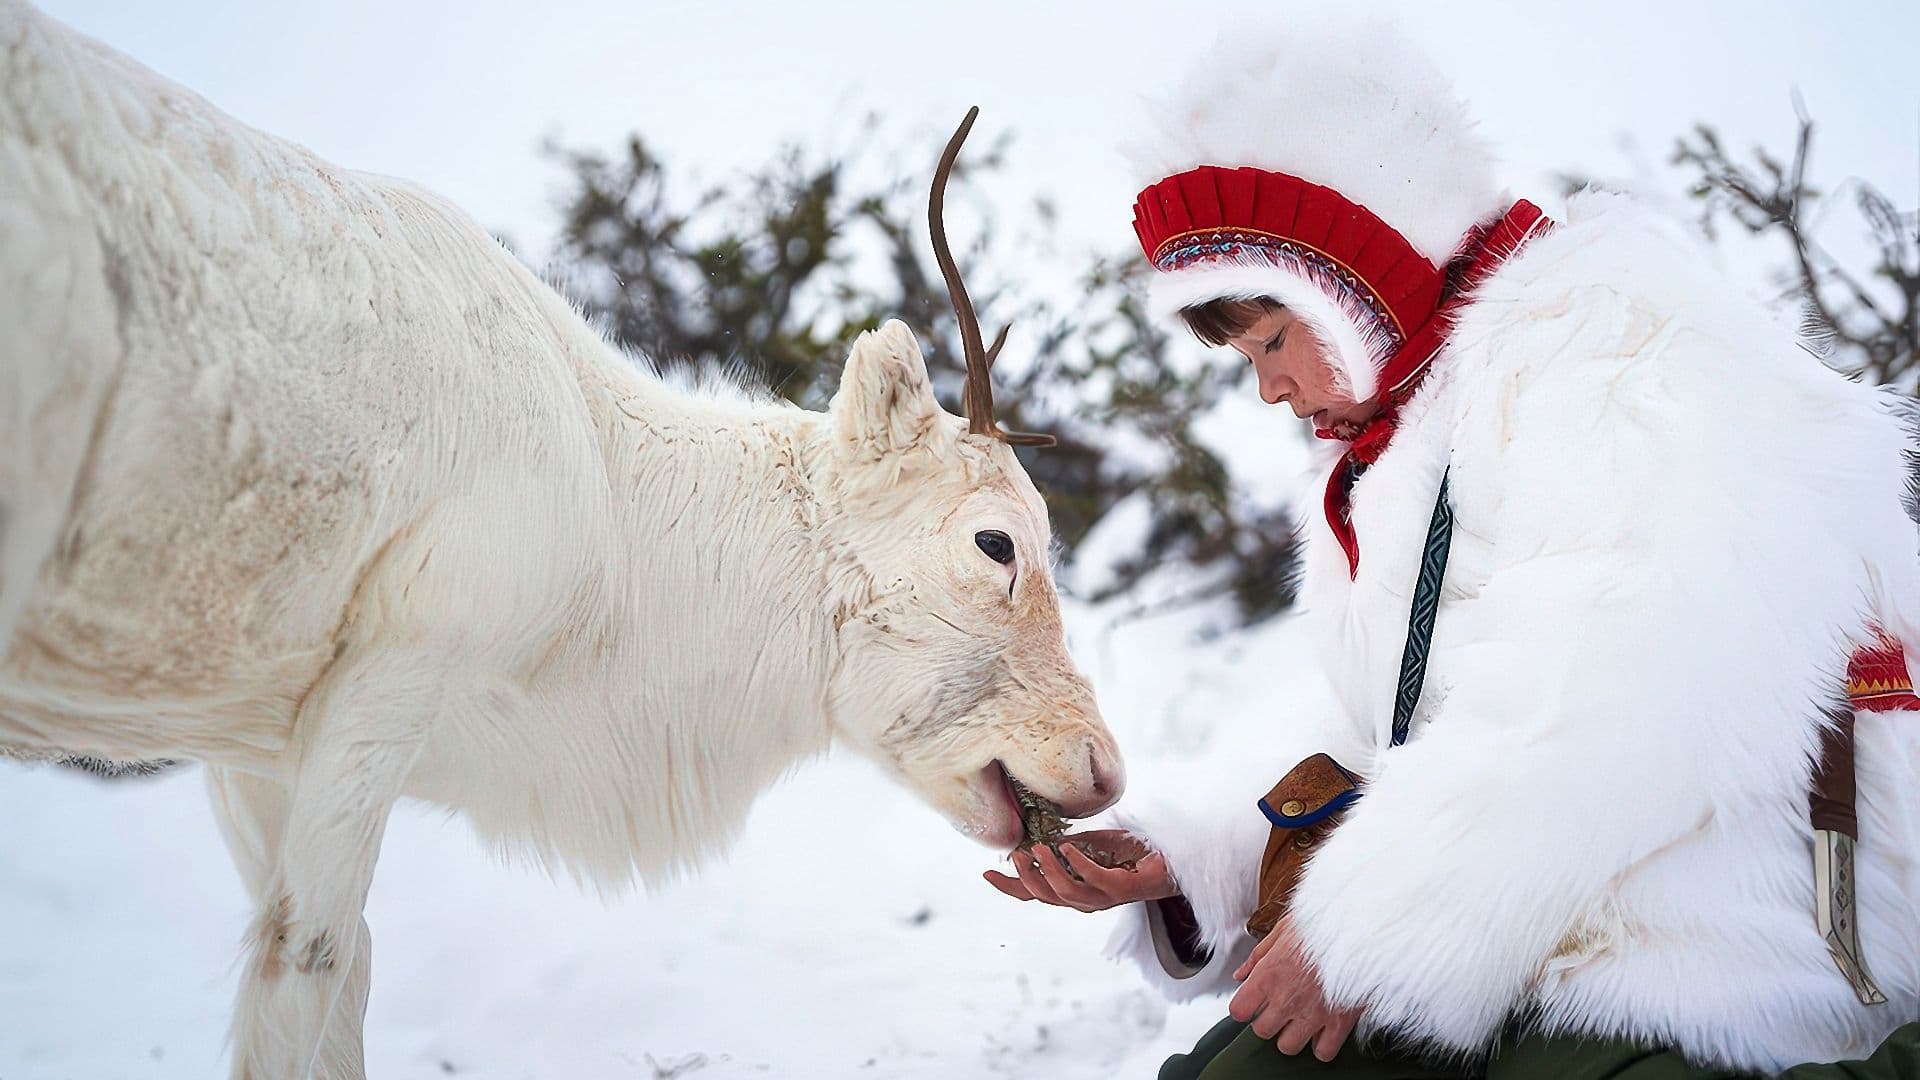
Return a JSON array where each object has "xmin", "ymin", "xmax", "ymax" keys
[{"xmin": 1089, "ymin": 747, "xmax": 1113, "ymax": 797}]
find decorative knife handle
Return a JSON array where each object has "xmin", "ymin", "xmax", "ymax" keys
[{"xmin": 1812, "ymin": 705, "xmax": 1886, "ymax": 1007}]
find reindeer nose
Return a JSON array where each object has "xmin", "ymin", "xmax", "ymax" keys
[
  {"xmin": 1091, "ymin": 747, "xmax": 1118, "ymax": 800},
  {"xmin": 1061, "ymin": 741, "xmax": 1124, "ymax": 818}
]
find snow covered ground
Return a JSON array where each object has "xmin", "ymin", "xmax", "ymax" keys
[{"xmin": 0, "ymin": 589, "xmax": 1332, "ymax": 1079}]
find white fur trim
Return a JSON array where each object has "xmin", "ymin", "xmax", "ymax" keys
[
  {"xmin": 1148, "ymin": 256, "xmax": 1396, "ymax": 403},
  {"xmin": 1112, "ymin": 190, "xmax": 1920, "ymax": 1072},
  {"xmin": 1279, "ymin": 191, "xmax": 1920, "ymax": 1072},
  {"xmin": 1100, "ymin": 724, "xmax": 1364, "ymax": 1003},
  {"xmin": 1127, "ymin": 15, "xmax": 1504, "ymax": 264},
  {"xmin": 1104, "ymin": 792, "xmax": 1267, "ymax": 1001}
]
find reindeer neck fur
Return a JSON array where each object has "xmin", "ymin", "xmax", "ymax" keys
[{"xmin": 436, "ymin": 335, "xmax": 867, "ymax": 892}]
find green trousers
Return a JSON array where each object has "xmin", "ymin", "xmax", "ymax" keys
[{"xmin": 1160, "ymin": 1018, "xmax": 1920, "ymax": 1080}]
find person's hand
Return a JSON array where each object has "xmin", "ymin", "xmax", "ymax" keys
[
  {"xmin": 982, "ymin": 830, "xmax": 1176, "ymax": 912},
  {"xmin": 1228, "ymin": 916, "xmax": 1363, "ymax": 1062}
]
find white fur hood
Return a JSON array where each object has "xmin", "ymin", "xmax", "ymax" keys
[
  {"xmin": 1109, "ymin": 192, "xmax": 1920, "ymax": 1072},
  {"xmin": 1127, "ymin": 15, "xmax": 1509, "ymax": 420},
  {"xmin": 1125, "ymin": 16, "xmax": 1503, "ymax": 263}
]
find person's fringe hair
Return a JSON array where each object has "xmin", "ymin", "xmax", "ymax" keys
[{"xmin": 1179, "ymin": 296, "xmax": 1283, "ymax": 347}]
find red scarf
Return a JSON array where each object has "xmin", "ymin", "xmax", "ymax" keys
[{"xmin": 1318, "ymin": 200, "xmax": 1552, "ymax": 577}]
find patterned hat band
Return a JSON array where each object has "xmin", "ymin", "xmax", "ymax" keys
[
  {"xmin": 1131, "ymin": 166, "xmax": 1455, "ymax": 369},
  {"xmin": 1151, "ymin": 227, "xmax": 1407, "ymax": 351}
]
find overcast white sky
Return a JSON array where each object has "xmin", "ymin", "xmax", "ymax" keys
[{"xmin": 35, "ymin": 0, "xmax": 1920, "ymax": 271}]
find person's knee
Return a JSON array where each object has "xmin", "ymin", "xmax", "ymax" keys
[
  {"xmin": 1162, "ymin": 1017, "xmax": 1253, "ymax": 1080},
  {"xmin": 1159, "ymin": 1051, "xmax": 1202, "ymax": 1080}
]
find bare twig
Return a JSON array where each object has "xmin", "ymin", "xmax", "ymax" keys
[{"xmin": 1674, "ymin": 106, "xmax": 1918, "ymax": 386}]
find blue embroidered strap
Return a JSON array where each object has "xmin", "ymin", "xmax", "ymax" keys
[
  {"xmin": 1252, "ymin": 471, "xmax": 1454, "ymax": 830},
  {"xmin": 1391, "ymin": 471, "xmax": 1454, "ymax": 747}
]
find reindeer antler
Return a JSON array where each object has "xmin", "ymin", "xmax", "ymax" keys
[{"xmin": 928, "ymin": 107, "xmax": 1056, "ymax": 448}]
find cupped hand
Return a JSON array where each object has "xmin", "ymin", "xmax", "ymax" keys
[
  {"xmin": 982, "ymin": 829, "xmax": 1177, "ymax": 912},
  {"xmin": 1229, "ymin": 916, "xmax": 1363, "ymax": 1062}
]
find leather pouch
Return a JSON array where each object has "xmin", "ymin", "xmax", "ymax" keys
[{"xmin": 1245, "ymin": 753, "xmax": 1362, "ymax": 938}]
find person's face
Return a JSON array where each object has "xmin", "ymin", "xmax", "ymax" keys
[{"xmin": 1226, "ymin": 307, "xmax": 1381, "ymax": 434}]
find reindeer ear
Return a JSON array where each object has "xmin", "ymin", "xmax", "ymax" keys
[{"xmin": 831, "ymin": 319, "xmax": 944, "ymax": 454}]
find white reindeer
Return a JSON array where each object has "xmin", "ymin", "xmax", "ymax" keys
[{"xmin": 0, "ymin": 5, "xmax": 1122, "ymax": 1076}]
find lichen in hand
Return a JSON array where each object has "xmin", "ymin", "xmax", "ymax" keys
[{"xmin": 1008, "ymin": 774, "xmax": 1139, "ymax": 873}]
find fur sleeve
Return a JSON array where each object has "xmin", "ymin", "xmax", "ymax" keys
[
  {"xmin": 1103, "ymin": 786, "xmax": 1269, "ymax": 999},
  {"xmin": 1099, "ymin": 706, "xmax": 1349, "ymax": 999},
  {"xmin": 1286, "ymin": 199, "xmax": 1920, "ymax": 1053}
]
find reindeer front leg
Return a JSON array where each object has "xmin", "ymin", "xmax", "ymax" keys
[
  {"xmin": 231, "ymin": 652, "xmax": 433, "ymax": 1080},
  {"xmin": 208, "ymin": 766, "xmax": 289, "ymax": 905}
]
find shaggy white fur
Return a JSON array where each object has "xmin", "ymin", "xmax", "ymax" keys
[
  {"xmin": 1124, "ymin": 15, "xmax": 1505, "ymax": 264},
  {"xmin": 1111, "ymin": 192, "xmax": 1920, "ymax": 1071},
  {"xmin": 0, "ymin": 4, "xmax": 1121, "ymax": 1077},
  {"xmin": 1128, "ymin": 15, "xmax": 1510, "ymax": 413}
]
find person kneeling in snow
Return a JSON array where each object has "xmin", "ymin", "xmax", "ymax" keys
[{"xmin": 986, "ymin": 21, "xmax": 1920, "ymax": 1080}]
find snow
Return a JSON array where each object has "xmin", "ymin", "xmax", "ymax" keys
[
  {"xmin": 17, "ymin": 5, "xmax": 1899, "ymax": 1072},
  {"xmin": 0, "ymin": 600, "xmax": 1333, "ymax": 1078}
]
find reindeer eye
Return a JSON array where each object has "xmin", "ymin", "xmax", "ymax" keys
[{"xmin": 974, "ymin": 530, "xmax": 1015, "ymax": 565}]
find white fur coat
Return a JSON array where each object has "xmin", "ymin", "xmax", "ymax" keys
[{"xmin": 1109, "ymin": 192, "xmax": 1920, "ymax": 1072}]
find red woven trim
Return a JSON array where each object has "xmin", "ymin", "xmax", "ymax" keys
[
  {"xmin": 1150, "ymin": 226, "xmax": 1409, "ymax": 341},
  {"xmin": 1315, "ymin": 199, "xmax": 1554, "ymax": 578},
  {"xmin": 1134, "ymin": 166, "xmax": 1443, "ymax": 341},
  {"xmin": 1849, "ymin": 688, "xmax": 1920, "ymax": 712},
  {"xmin": 1848, "ymin": 631, "xmax": 1917, "ymax": 711},
  {"xmin": 1372, "ymin": 200, "xmax": 1551, "ymax": 406}
]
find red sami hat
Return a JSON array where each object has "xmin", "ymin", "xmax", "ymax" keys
[
  {"xmin": 1130, "ymin": 18, "xmax": 1507, "ymax": 404},
  {"xmin": 1134, "ymin": 167, "xmax": 1443, "ymax": 402}
]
